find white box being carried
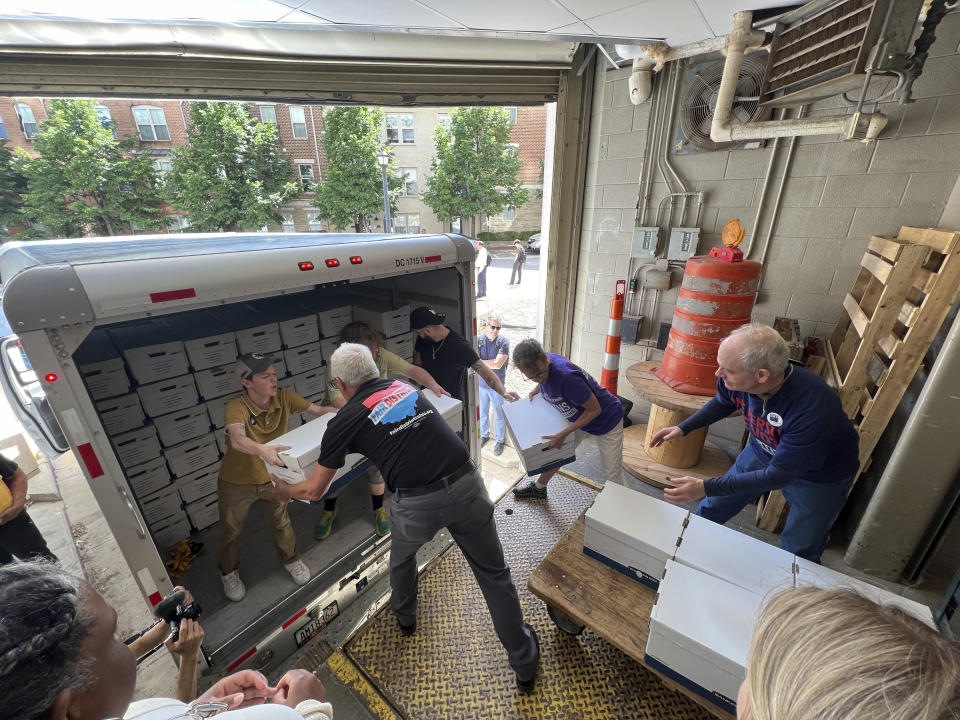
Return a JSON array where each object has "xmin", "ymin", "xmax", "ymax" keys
[
  {"xmin": 502, "ymin": 395, "xmax": 576, "ymax": 476},
  {"xmin": 583, "ymin": 483, "xmax": 688, "ymax": 588},
  {"xmin": 422, "ymin": 389, "xmax": 462, "ymax": 433},
  {"xmin": 674, "ymin": 513, "xmax": 795, "ymax": 596},
  {"xmin": 265, "ymin": 414, "xmax": 369, "ymax": 493},
  {"xmin": 646, "ymin": 560, "xmax": 764, "ymax": 716}
]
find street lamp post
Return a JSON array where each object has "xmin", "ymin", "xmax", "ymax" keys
[{"xmin": 377, "ymin": 150, "xmax": 391, "ymax": 233}]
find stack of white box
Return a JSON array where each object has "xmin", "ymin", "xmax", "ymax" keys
[
  {"xmin": 580, "ymin": 483, "xmax": 937, "ymax": 715},
  {"xmin": 354, "ymin": 304, "xmax": 413, "ymax": 362}
]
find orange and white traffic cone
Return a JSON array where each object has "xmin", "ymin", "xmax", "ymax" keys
[{"xmin": 600, "ymin": 280, "xmax": 625, "ymax": 395}]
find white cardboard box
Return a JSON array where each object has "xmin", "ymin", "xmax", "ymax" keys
[
  {"xmin": 583, "ymin": 483, "xmax": 689, "ymax": 588},
  {"xmin": 186, "ymin": 492, "xmax": 220, "ymax": 531},
  {"xmin": 291, "ymin": 368, "xmax": 326, "ymax": 398},
  {"xmin": 307, "ymin": 303, "xmax": 353, "ymax": 338},
  {"xmin": 110, "ymin": 323, "xmax": 189, "ymax": 384},
  {"xmin": 112, "ymin": 425, "xmax": 162, "ymax": 469},
  {"xmin": 283, "ymin": 343, "xmax": 323, "ymax": 376},
  {"xmin": 194, "ymin": 364, "xmax": 239, "ymax": 400},
  {"xmin": 137, "ymin": 374, "xmax": 199, "ymax": 418},
  {"xmin": 793, "ymin": 557, "xmax": 936, "ymax": 628},
  {"xmin": 265, "ymin": 414, "xmax": 366, "ymax": 489},
  {"xmin": 319, "ymin": 336, "xmax": 339, "ymax": 364},
  {"xmin": 140, "ymin": 486, "xmax": 183, "ymax": 525},
  {"xmin": 151, "ymin": 511, "xmax": 192, "ymax": 549},
  {"xmin": 279, "ymin": 313, "xmax": 320, "ymax": 348},
  {"xmin": 181, "ymin": 316, "xmax": 238, "ymax": 371},
  {"xmin": 421, "ymin": 389, "xmax": 463, "ymax": 433},
  {"xmin": 206, "ymin": 395, "xmax": 235, "ymax": 429},
  {"xmin": 383, "ymin": 332, "xmax": 414, "ymax": 360},
  {"xmin": 164, "ymin": 433, "xmax": 220, "ymax": 478},
  {"xmin": 176, "ymin": 463, "xmax": 220, "ymax": 504},
  {"xmin": 154, "ymin": 405, "xmax": 212, "ymax": 448},
  {"xmin": 126, "ymin": 456, "xmax": 171, "ymax": 498},
  {"xmin": 674, "ymin": 513, "xmax": 795, "ymax": 596},
  {"xmin": 286, "ymin": 412, "xmax": 303, "ymax": 430},
  {"xmin": 354, "ymin": 304, "xmax": 410, "ymax": 337},
  {"xmin": 76, "ymin": 329, "xmax": 129, "ymax": 400},
  {"xmin": 96, "ymin": 393, "xmax": 145, "ymax": 436},
  {"xmin": 646, "ymin": 560, "xmax": 764, "ymax": 715},
  {"xmin": 502, "ymin": 395, "xmax": 576, "ymax": 476}
]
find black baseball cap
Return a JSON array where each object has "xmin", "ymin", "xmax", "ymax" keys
[
  {"xmin": 410, "ymin": 307, "xmax": 446, "ymax": 330},
  {"xmin": 236, "ymin": 352, "xmax": 276, "ymax": 379}
]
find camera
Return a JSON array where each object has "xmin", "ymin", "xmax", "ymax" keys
[{"xmin": 154, "ymin": 589, "xmax": 203, "ymax": 642}]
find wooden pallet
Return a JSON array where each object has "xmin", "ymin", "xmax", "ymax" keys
[{"xmin": 827, "ymin": 226, "xmax": 960, "ymax": 477}]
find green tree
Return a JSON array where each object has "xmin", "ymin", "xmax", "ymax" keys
[
  {"xmin": 312, "ymin": 107, "xmax": 402, "ymax": 232},
  {"xmin": 17, "ymin": 99, "xmax": 166, "ymax": 238},
  {"xmin": 165, "ymin": 102, "xmax": 297, "ymax": 232},
  {"xmin": 0, "ymin": 141, "xmax": 27, "ymax": 236},
  {"xmin": 422, "ymin": 107, "xmax": 528, "ymax": 236}
]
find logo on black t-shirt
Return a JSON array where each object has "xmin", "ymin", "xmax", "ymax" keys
[{"xmin": 363, "ymin": 380, "xmax": 419, "ymax": 425}]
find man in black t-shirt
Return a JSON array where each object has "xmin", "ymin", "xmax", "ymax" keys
[
  {"xmin": 273, "ymin": 343, "xmax": 541, "ymax": 694},
  {"xmin": 0, "ymin": 452, "xmax": 57, "ymax": 565},
  {"xmin": 410, "ymin": 306, "xmax": 519, "ymax": 403}
]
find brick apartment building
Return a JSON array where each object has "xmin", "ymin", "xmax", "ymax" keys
[{"xmin": 0, "ymin": 97, "xmax": 545, "ymax": 237}]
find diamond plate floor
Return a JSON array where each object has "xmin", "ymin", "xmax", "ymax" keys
[{"xmin": 344, "ymin": 473, "xmax": 712, "ymax": 720}]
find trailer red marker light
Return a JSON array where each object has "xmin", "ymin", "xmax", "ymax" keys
[
  {"xmin": 298, "ymin": 261, "xmax": 315, "ymax": 271},
  {"xmin": 425, "ymin": 255, "xmax": 441, "ymax": 263},
  {"xmin": 44, "ymin": 373, "xmax": 58, "ymax": 383},
  {"xmin": 325, "ymin": 259, "xmax": 340, "ymax": 268},
  {"xmin": 349, "ymin": 256, "xmax": 363, "ymax": 265},
  {"xmin": 150, "ymin": 288, "xmax": 197, "ymax": 303}
]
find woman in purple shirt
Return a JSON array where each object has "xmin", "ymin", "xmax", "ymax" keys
[{"xmin": 512, "ymin": 339, "xmax": 624, "ymax": 498}]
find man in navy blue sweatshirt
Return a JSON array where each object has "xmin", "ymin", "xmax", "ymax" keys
[{"xmin": 649, "ymin": 324, "xmax": 859, "ymax": 562}]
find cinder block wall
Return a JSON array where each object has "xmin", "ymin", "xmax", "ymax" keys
[{"xmin": 571, "ymin": 10, "xmax": 960, "ymax": 429}]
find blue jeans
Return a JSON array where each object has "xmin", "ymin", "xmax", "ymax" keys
[
  {"xmin": 697, "ymin": 443, "xmax": 850, "ymax": 562},
  {"xmin": 478, "ymin": 384, "xmax": 505, "ymax": 443}
]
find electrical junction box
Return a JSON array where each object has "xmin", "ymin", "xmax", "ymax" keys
[
  {"xmin": 667, "ymin": 227, "xmax": 700, "ymax": 262},
  {"xmin": 632, "ymin": 226, "xmax": 660, "ymax": 258}
]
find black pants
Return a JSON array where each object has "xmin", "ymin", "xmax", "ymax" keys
[
  {"xmin": 0, "ymin": 510, "xmax": 57, "ymax": 565},
  {"xmin": 509, "ymin": 261, "xmax": 523, "ymax": 285}
]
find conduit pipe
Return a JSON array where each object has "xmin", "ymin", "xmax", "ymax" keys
[
  {"xmin": 845, "ymin": 311, "xmax": 960, "ymax": 580},
  {"xmin": 711, "ymin": 11, "xmax": 887, "ymax": 143}
]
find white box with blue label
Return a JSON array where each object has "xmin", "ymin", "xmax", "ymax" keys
[{"xmin": 501, "ymin": 395, "xmax": 576, "ymax": 476}]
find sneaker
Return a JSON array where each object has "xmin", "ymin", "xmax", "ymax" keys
[
  {"xmin": 374, "ymin": 506, "xmax": 390, "ymax": 537},
  {"xmin": 314, "ymin": 508, "xmax": 338, "ymax": 540},
  {"xmin": 221, "ymin": 569, "xmax": 246, "ymax": 602},
  {"xmin": 284, "ymin": 558, "xmax": 311, "ymax": 586},
  {"xmin": 516, "ymin": 624, "xmax": 541, "ymax": 694},
  {"xmin": 480, "ymin": 436, "xmax": 490, "ymax": 448},
  {"xmin": 513, "ymin": 480, "xmax": 547, "ymax": 499},
  {"xmin": 397, "ymin": 617, "xmax": 417, "ymax": 636},
  {"xmin": 493, "ymin": 441, "xmax": 505, "ymax": 456}
]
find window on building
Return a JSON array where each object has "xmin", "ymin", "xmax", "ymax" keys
[
  {"xmin": 394, "ymin": 213, "xmax": 421, "ymax": 234},
  {"xmin": 153, "ymin": 159, "xmax": 172, "ymax": 177},
  {"xmin": 289, "ymin": 106, "xmax": 307, "ymax": 139},
  {"xmin": 402, "ymin": 168, "xmax": 418, "ymax": 196},
  {"xmin": 451, "ymin": 218, "xmax": 461, "ymax": 234},
  {"xmin": 297, "ymin": 163, "xmax": 315, "ymax": 192},
  {"xmin": 505, "ymin": 107, "xmax": 517, "ymax": 124},
  {"xmin": 502, "ymin": 207, "xmax": 516, "ymax": 221},
  {"xmin": 505, "ymin": 142, "xmax": 520, "ymax": 159},
  {"xmin": 164, "ymin": 214, "xmax": 191, "ymax": 232},
  {"xmin": 94, "ymin": 105, "xmax": 117, "ymax": 139},
  {"xmin": 260, "ymin": 105, "xmax": 277, "ymax": 124},
  {"xmin": 386, "ymin": 113, "xmax": 415, "ymax": 143},
  {"xmin": 132, "ymin": 106, "xmax": 170, "ymax": 141},
  {"xmin": 306, "ymin": 211, "xmax": 323, "ymax": 231},
  {"xmin": 16, "ymin": 104, "xmax": 39, "ymax": 139},
  {"xmin": 281, "ymin": 212, "xmax": 295, "ymax": 232},
  {"xmin": 0, "ymin": 114, "xmax": 7, "ymax": 139},
  {"xmin": 437, "ymin": 113, "xmax": 451, "ymax": 131}
]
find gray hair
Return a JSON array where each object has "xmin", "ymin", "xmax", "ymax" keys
[
  {"xmin": 330, "ymin": 342, "xmax": 379, "ymax": 387},
  {"xmin": 0, "ymin": 561, "xmax": 95, "ymax": 720},
  {"xmin": 722, "ymin": 323, "xmax": 790, "ymax": 376},
  {"xmin": 485, "ymin": 314, "xmax": 502, "ymax": 327},
  {"xmin": 513, "ymin": 338, "xmax": 547, "ymax": 372}
]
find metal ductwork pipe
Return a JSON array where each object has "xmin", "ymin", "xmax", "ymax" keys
[{"xmin": 845, "ymin": 311, "xmax": 960, "ymax": 580}]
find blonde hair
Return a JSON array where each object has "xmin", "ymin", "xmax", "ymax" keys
[
  {"xmin": 744, "ymin": 586, "xmax": 960, "ymax": 720},
  {"xmin": 722, "ymin": 323, "xmax": 790, "ymax": 376}
]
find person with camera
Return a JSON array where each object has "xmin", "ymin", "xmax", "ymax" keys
[
  {"xmin": 0, "ymin": 450, "xmax": 57, "ymax": 565},
  {"xmin": 0, "ymin": 560, "xmax": 334, "ymax": 720}
]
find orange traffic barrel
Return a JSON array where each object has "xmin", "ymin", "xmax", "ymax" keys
[{"xmin": 654, "ymin": 254, "xmax": 762, "ymax": 395}]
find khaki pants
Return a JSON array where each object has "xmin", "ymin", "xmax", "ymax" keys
[{"xmin": 218, "ymin": 479, "xmax": 298, "ymax": 573}]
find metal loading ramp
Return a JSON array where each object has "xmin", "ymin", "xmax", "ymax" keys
[{"xmin": 341, "ymin": 473, "xmax": 711, "ymax": 719}]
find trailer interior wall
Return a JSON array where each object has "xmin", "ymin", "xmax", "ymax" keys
[{"xmin": 569, "ymin": 11, "xmax": 960, "ymax": 586}]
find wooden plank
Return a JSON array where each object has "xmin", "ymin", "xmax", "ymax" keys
[
  {"xmin": 834, "ymin": 322, "xmax": 861, "ymax": 377},
  {"xmin": 843, "ymin": 293, "xmax": 869, "ymax": 336},
  {"xmin": 805, "ymin": 355, "xmax": 826, "ymax": 376},
  {"xmin": 848, "ymin": 266, "xmax": 874, "ymax": 304},
  {"xmin": 897, "ymin": 226, "xmax": 960, "ymax": 254},
  {"xmin": 913, "ymin": 266, "xmax": 937, "ymax": 294},
  {"xmin": 625, "ymin": 361, "xmax": 714, "ymax": 414},
  {"xmin": 756, "ymin": 490, "xmax": 789, "ymax": 533},
  {"xmin": 824, "ymin": 340, "xmax": 841, "ymax": 391},
  {"xmin": 860, "ymin": 251, "xmax": 893, "ymax": 283},
  {"xmin": 867, "ymin": 235, "xmax": 905, "ymax": 262},
  {"xmin": 898, "ymin": 300, "xmax": 922, "ymax": 327},
  {"xmin": 878, "ymin": 333, "xmax": 901, "ymax": 359}
]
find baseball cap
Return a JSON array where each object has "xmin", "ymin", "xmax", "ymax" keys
[
  {"xmin": 236, "ymin": 352, "xmax": 276, "ymax": 379},
  {"xmin": 410, "ymin": 306, "xmax": 446, "ymax": 330}
]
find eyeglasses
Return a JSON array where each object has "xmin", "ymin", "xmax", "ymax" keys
[
  {"xmin": 328, "ymin": 378, "xmax": 340, "ymax": 390},
  {"xmin": 488, "ymin": 325, "xmax": 501, "ymax": 330}
]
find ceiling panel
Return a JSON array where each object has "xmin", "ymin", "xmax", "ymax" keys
[
  {"xmin": 695, "ymin": 0, "xmax": 793, "ymax": 35},
  {"xmin": 420, "ymin": 0, "xmax": 580, "ymax": 32},
  {"xmin": 586, "ymin": 0, "xmax": 713, "ymax": 44},
  {"xmin": 296, "ymin": 0, "xmax": 461, "ymax": 27}
]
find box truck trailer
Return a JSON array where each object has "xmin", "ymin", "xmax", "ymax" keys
[{"xmin": 0, "ymin": 231, "xmax": 480, "ymax": 677}]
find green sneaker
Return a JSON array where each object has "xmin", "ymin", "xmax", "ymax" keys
[
  {"xmin": 374, "ymin": 506, "xmax": 390, "ymax": 537},
  {"xmin": 314, "ymin": 508, "xmax": 337, "ymax": 540}
]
